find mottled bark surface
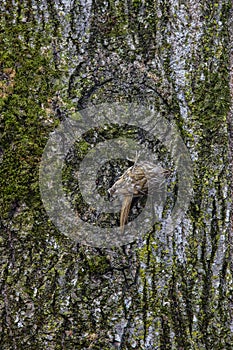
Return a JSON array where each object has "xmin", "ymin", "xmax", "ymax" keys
[{"xmin": 0, "ymin": 0, "xmax": 233, "ymax": 349}]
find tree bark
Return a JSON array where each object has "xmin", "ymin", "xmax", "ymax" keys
[{"xmin": 0, "ymin": 0, "xmax": 232, "ymax": 349}]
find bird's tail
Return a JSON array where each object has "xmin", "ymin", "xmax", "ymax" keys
[{"xmin": 120, "ymin": 195, "xmax": 133, "ymax": 233}]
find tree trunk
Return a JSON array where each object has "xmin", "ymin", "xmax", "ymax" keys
[{"xmin": 0, "ymin": 0, "xmax": 233, "ymax": 349}]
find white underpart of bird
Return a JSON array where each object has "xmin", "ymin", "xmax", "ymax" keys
[{"xmin": 108, "ymin": 161, "xmax": 170, "ymax": 233}]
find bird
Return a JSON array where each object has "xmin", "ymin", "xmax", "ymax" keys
[{"xmin": 108, "ymin": 161, "xmax": 170, "ymax": 233}]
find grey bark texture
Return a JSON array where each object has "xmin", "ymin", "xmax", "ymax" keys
[{"xmin": 0, "ymin": 0, "xmax": 233, "ymax": 349}]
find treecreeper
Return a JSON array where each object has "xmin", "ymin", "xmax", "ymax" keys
[{"xmin": 108, "ymin": 161, "xmax": 170, "ymax": 233}]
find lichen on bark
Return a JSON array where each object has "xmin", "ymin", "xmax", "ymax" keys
[{"xmin": 0, "ymin": 0, "xmax": 233, "ymax": 349}]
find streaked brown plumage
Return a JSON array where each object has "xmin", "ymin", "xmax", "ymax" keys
[{"xmin": 108, "ymin": 162, "xmax": 170, "ymax": 232}]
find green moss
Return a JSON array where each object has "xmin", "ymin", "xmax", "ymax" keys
[
  {"xmin": 86, "ymin": 255, "xmax": 110, "ymax": 274},
  {"xmin": 0, "ymin": 17, "xmax": 61, "ymax": 220},
  {"xmin": 1, "ymin": 0, "xmax": 232, "ymax": 348}
]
